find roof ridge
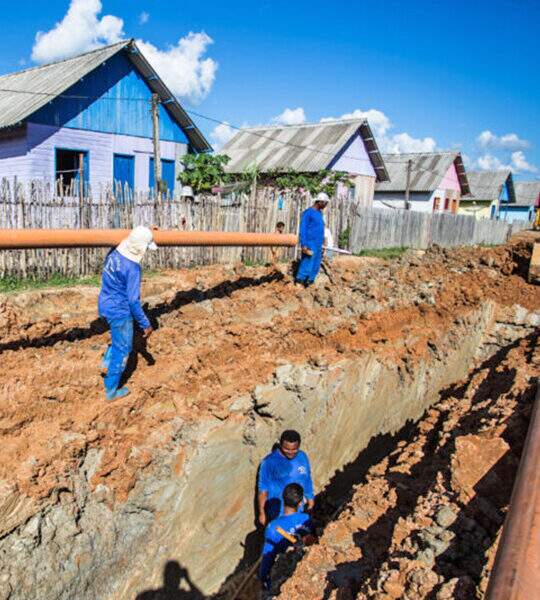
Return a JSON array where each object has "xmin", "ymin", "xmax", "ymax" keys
[
  {"xmin": 241, "ymin": 118, "xmax": 366, "ymax": 131},
  {"xmin": 382, "ymin": 150, "xmax": 457, "ymax": 157},
  {"xmin": 0, "ymin": 40, "xmax": 131, "ymax": 80}
]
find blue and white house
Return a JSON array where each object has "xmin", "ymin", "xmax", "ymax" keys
[{"xmin": 0, "ymin": 40, "xmax": 211, "ymax": 195}]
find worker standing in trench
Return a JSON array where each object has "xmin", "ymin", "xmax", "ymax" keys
[
  {"xmin": 98, "ymin": 226, "xmax": 157, "ymax": 401},
  {"xmin": 295, "ymin": 192, "xmax": 330, "ymax": 287},
  {"xmin": 259, "ymin": 483, "xmax": 316, "ymax": 593},
  {"xmin": 258, "ymin": 430, "xmax": 315, "ymax": 526}
]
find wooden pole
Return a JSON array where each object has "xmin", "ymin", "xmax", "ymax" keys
[
  {"xmin": 151, "ymin": 93, "xmax": 162, "ymax": 202},
  {"xmin": 405, "ymin": 158, "xmax": 412, "ymax": 210}
]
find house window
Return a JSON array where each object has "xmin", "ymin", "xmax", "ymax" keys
[
  {"xmin": 433, "ymin": 197, "xmax": 441, "ymax": 212},
  {"xmin": 149, "ymin": 158, "xmax": 176, "ymax": 195},
  {"xmin": 55, "ymin": 149, "xmax": 88, "ymax": 195},
  {"xmin": 348, "ymin": 184, "xmax": 356, "ymax": 201},
  {"xmin": 113, "ymin": 154, "xmax": 135, "ymax": 200},
  {"xmin": 444, "ymin": 197, "xmax": 450, "ymax": 211},
  {"xmin": 451, "ymin": 198, "xmax": 458, "ymax": 214}
]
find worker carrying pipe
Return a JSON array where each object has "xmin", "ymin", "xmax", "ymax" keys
[{"xmin": 98, "ymin": 226, "xmax": 157, "ymax": 401}]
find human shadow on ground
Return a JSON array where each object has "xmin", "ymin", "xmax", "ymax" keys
[
  {"xmin": 136, "ymin": 560, "xmax": 206, "ymax": 600},
  {"xmin": 319, "ymin": 332, "xmax": 537, "ymax": 599},
  {"xmin": 121, "ymin": 326, "xmax": 156, "ymax": 386},
  {"xmin": 0, "ymin": 271, "xmax": 284, "ymax": 353}
]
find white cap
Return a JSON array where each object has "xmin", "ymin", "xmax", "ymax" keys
[
  {"xmin": 181, "ymin": 185, "xmax": 194, "ymax": 198},
  {"xmin": 132, "ymin": 225, "xmax": 158, "ymax": 250},
  {"xmin": 316, "ymin": 192, "xmax": 330, "ymax": 203},
  {"xmin": 117, "ymin": 226, "xmax": 157, "ymax": 263}
]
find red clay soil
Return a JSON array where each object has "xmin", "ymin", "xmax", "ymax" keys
[
  {"xmin": 274, "ymin": 329, "xmax": 539, "ymax": 599},
  {"xmin": 0, "ymin": 242, "xmax": 538, "ymax": 508}
]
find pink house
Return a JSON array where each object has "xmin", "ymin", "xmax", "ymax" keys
[{"xmin": 373, "ymin": 152, "xmax": 470, "ymax": 213}]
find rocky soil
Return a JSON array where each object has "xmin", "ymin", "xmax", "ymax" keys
[
  {"xmin": 272, "ymin": 317, "xmax": 539, "ymax": 600},
  {"xmin": 0, "ymin": 240, "xmax": 538, "ymax": 599}
]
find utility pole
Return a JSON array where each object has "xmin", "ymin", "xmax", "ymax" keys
[
  {"xmin": 405, "ymin": 158, "xmax": 412, "ymax": 210},
  {"xmin": 151, "ymin": 93, "xmax": 162, "ymax": 201}
]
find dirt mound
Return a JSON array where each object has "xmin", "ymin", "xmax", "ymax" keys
[
  {"xmin": 0, "ymin": 241, "xmax": 538, "ymax": 507},
  {"xmin": 274, "ymin": 333, "xmax": 539, "ymax": 600}
]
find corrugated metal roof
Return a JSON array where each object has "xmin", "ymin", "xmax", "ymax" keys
[
  {"xmin": 514, "ymin": 181, "xmax": 540, "ymax": 207},
  {"xmin": 375, "ymin": 151, "xmax": 470, "ymax": 195},
  {"xmin": 221, "ymin": 119, "xmax": 389, "ymax": 181},
  {"xmin": 0, "ymin": 40, "xmax": 211, "ymax": 153},
  {"xmin": 465, "ymin": 170, "xmax": 515, "ymax": 202}
]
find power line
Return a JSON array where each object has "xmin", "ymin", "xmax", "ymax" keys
[{"xmin": 0, "ymin": 86, "xmax": 513, "ymax": 194}]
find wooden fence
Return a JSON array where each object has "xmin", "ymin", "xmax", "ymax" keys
[
  {"xmin": 0, "ymin": 178, "xmax": 529, "ymax": 279},
  {"xmin": 350, "ymin": 207, "xmax": 528, "ymax": 251}
]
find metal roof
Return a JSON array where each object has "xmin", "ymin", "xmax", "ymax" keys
[
  {"xmin": 375, "ymin": 151, "xmax": 470, "ymax": 195},
  {"xmin": 221, "ymin": 119, "xmax": 389, "ymax": 181},
  {"xmin": 514, "ymin": 181, "xmax": 540, "ymax": 207},
  {"xmin": 465, "ymin": 170, "xmax": 515, "ymax": 203},
  {"xmin": 0, "ymin": 40, "xmax": 211, "ymax": 152}
]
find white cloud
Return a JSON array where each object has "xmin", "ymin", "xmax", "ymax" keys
[
  {"xmin": 30, "ymin": 0, "xmax": 217, "ymax": 104},
  {"xmin": 31, "ymin": 0, "xmax": 124, "ymax": 63},
  {"xmin": 477, "ymin": 130, "xmax": 529, "ymax": 150},
  {"xmin": 210, "ymin": 122, "xmax": 235, "ymax": 150},
  {"xmin": 475, "ymin": 150, "xmax": 537, "ymax": 173},
  {"xmin": 273, "ymin": 107, "xmax": 306, "ymax": 126},
  {"xmin": 383, "ymin": 132, "xmax": 436, "ymax": 154},
  {"xmin": 476, "ymin": 154, "xmax": 512, "ymax": 171},
  {"xmin": 137, "ymin": 34, "xmax": 217, "ymax": 103},
  {"xmin": 321, "ymin": 108, "xmax": 435, "ymax": 154},
  {"xmin": 510, "ymin": 151, "xmax": 537, "ymax": 173},
  {"xmin": 139, "ymin": 11, "xmax": 150, "ymax": 25}
]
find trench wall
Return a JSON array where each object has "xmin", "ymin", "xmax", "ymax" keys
[{"xmin": 1, "ymin": 303, "xmax": 496, "ymax": 599}]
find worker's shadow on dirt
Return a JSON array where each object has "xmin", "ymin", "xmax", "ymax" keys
[
  {"xmin": 0, "ymin": 271, "xmax": 284, "ymax": 354},
  {"xmin": 136, "ymin": 560, "xmax": 206, "ymax": 600},
  {"xmin": 318, "ymin": 332, "xmax": 536, "ymax": 599}
]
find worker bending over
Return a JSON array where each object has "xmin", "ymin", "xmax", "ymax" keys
[
  {"xmin": 98, "ymin": 226, "xmax": 157, "ymax": 401},
  {"xmin": 295, "ymin": 192, "xmax": 329, "ymax": 286},
  {"xmin": 259, "ymin": 483, "xmax": 315, "ymax": 592},
  {"xmin": 258, "ymin": 430, "xmax": 314, "ymax": 525}
]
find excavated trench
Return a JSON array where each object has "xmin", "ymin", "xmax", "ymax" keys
[{"xmin": 0, "ymin": 241, "xmax": 538, "ymax": 600}]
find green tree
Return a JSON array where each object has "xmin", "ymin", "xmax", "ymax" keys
[{"xmin": 177, "ymin": 153, "xmax": 232, "ymax": 194}]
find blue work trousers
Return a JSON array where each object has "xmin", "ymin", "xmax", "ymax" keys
[
  {"xmin": 296, "ymin": 246, "xmax": 323, "ymax": 283},
  {"xmin": 102, "ymin": 317, "xmax": 133, "ymax": 393}
]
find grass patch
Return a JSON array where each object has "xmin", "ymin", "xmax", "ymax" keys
[
  {"xmin": 0, "ymin": 274, "xmax": 101, "ymax": 294},
  {"xmin": 354, "ymin": 247, "xmax": 409, "ymax": 260}
]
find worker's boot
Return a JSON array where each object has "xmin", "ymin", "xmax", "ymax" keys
[{"xmin": 105, "ymin": 386, "xmax": 130, "ymax": 401}]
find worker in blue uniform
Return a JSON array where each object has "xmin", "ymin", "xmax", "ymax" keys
[
  {"xmin": 259, "ymin": 483, "xmax": 315, "ymax": 591},
  {"xmin": 258, "ymin": 430, "xmax": 315, "ymax": 526},
  {"xmin": 98, "ymin": 226, "xmax": 157, "ymax": 401},
  {"xmin": 295, "ymin": 192, "xmax": 330, "ymax": 286}
]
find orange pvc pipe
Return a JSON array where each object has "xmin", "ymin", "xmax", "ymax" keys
[{"xmin": 0, "ymin": 229, "xmax": 298, "ymax": 249}]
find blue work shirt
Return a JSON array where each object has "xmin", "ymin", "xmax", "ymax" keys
[
  {"xmin": 299, "ymin": 206, "xmax": 325, "ymax": 249},
  {"xmin": 260, "ymin": 511, "xmax": 313, "ymax": 586},
  {"xmin": 258, "ymin": 449, "xmax": 314, "ymax": 517},
  {"xmin": 98, "ymin": 249, "xmax": 150, "ymax": 330}
]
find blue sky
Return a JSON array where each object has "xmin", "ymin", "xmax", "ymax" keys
[{"xmin": 1, "ymin": 0, "xmax": 539, "ymax": 178}]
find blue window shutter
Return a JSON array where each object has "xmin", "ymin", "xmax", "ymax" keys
[
  {"xmin": 113, "ymin": 154, "xmax": 135, "ymax": 200},
  {"xmin": 149, "ymin": 157, "xmax": 175, "ymax": 197},
  {"xmin": 161, "ymin": 159, "xmax": 175, "ymax": 195}
]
